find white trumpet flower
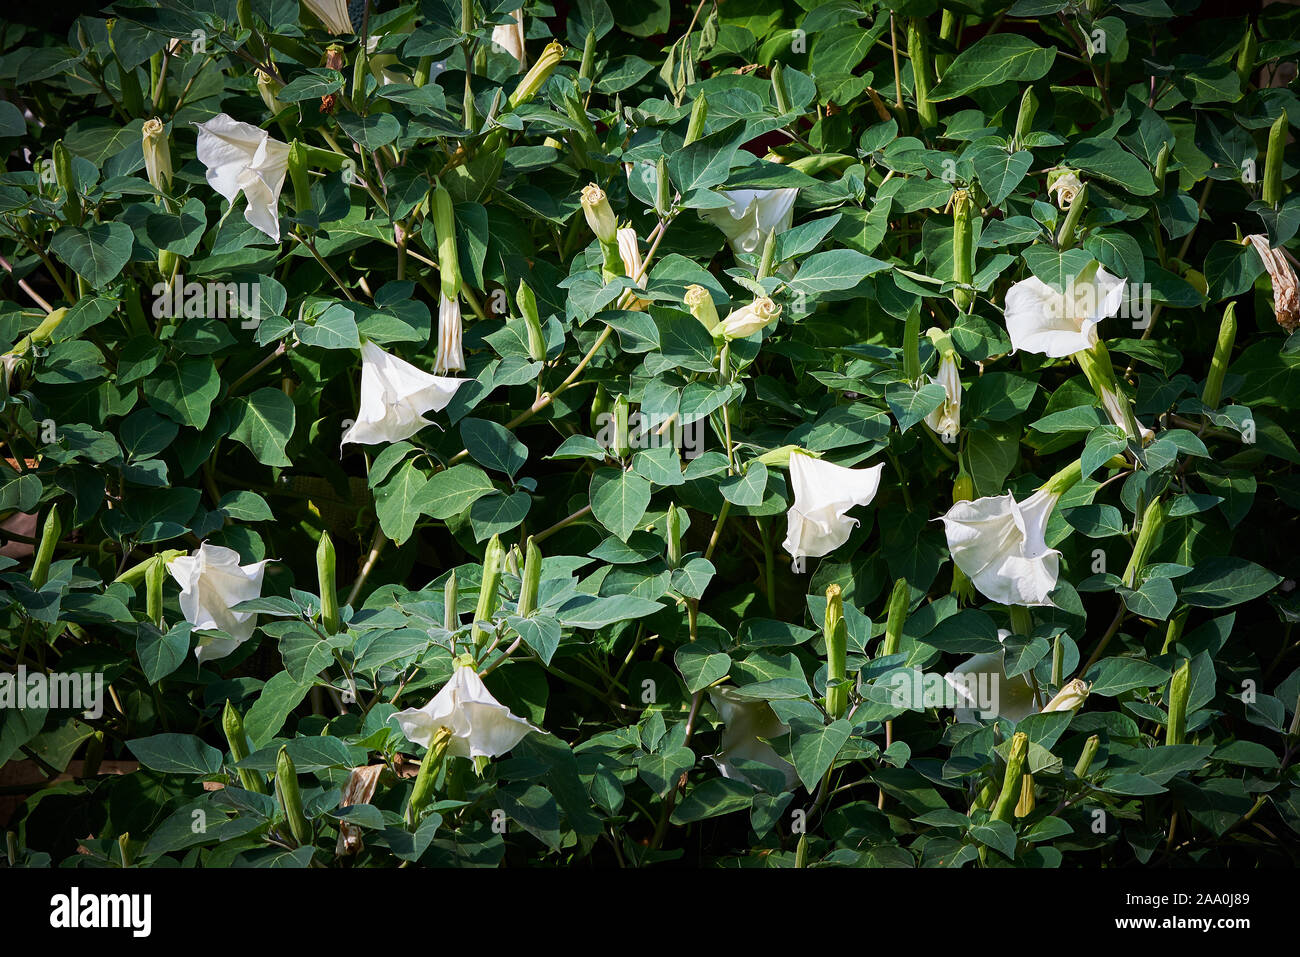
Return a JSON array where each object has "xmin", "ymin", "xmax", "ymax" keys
[
  {"xmin": 707, "ymin": 686, "xmax": 796, "ymax": 790},
  {"xmin": 341, "ymin": 341, "xmax": 466, "ymax": 446},
  {"xmin": 194, "ymin": 113, "xmax": 290, "ymax": 243},
  {"xmin": 1003, "ymin": 262, "xmax": 1126, "ymax": 358},
  {"xmin": 395, "ymin": 664, "xmax": 539, "ymax": 760},
  {"xmin": 940, "ymin": 487, "xmax": 1063, "ymax": 607},
  {"xmin": 434, "ymin": 292, "xmax": 465, "ymax": 374},
  {"xmin": 945, "ymin": 630, "xmax": 1040, "ymax": 724},
  {"xmin": 782, "ymin": 451, "xmax": 885, "ymax": 573},
  {"xmin": 700, "ymin": 188, "xmax": 798, "ymax": 255},
  {"xmin": 492, "ymin": 9, "xmax": 526, "ymax": 67},
  {"xmin": 302, "ymin": 0, "xmax": 353, "ymax": 35},
  {"xmin": 924, "ymin": 351, "xmax": 961, "ymax": 441},
  {"xmin": 165, "ymin": 543, "xmax": 272, "ymax": 664}
]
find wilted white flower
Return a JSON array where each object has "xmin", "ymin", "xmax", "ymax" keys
[
  {"xmin": 166, "ymin": 543, "xmax": 272, "ymax": 664},
  {"xmin": 395, "ymin": 664, "xmax": 538, "ymax": 760},
  {"xmin": 434, "ymin": 293, "xmax": 465, "ymax": 374},
  {"xmin": 1003, "ymin": 262, "xmax": 1126, "ymax": 358},
  {"xmin": 302, "ymin": 0, "xmax": 353, "ymax": 34},
  {"xmin": 707, "ymin": 686, "xmax": 796, "ymax": 789},
  {"xmin": 783, "ymin": 451, "xmax": 885, "ymax": 573},
  {"xmin": 720, "ymin": 296, "xmax": 781, "ymax": 339},
  {"xmin": 194, "ymin": 113, "xmax": 290, "ymax": 243},
  {"xmin": 924, "ymin": 351, "xmax": 961, "ymax": 441},
  {"xmin": 1245, "ymin": 234, "xmax": 1300, "ymax": 333},
  {"xmin": 700, "ymin": 188, "xmax": 798, "ymax": 255},
  {"xmin": 1047, "ymin": 169, "xmax": 1083, "ymax": 209},
  {"xmin": 940, "ymin": 486, "xmax": 1063, "ymax": 607},
  {"xmin": 341, "ymin": 340, "xmax": 466, "ymax": 446},
  {"xmin": 945, "ymin": 630, "xmax": 1039, "ymax": 724},
  {"xmin": 141, "ymin": 117, "xmax": 172, "ymax": 194},
  {"xmin": 492, "ymin": 9, "xmax": 526, "ymax": 66}
]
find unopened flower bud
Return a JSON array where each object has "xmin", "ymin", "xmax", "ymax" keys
[
  {"xmin": 1042, "ymin": 678, "xmax": 1090, "ymax": 713},
  {"xmin": 581, "ymin": 183, "xmax": 618, "ymax": 245},
  {"xmin": 720, "ymin": 297, "xmax": 780, "ymax": 339},
  {"xmin": 1166, "ymin": 658, "xmax": 1190, "ymax": 746},
  {"xmin": 141, "ymin": 117, "xmax": 172, "ymax": 194},
  {"xmin": 509, "ymin": 40, "xmax": 563, "ymax": 109},
  {"xmin": 824, "ymin": 584, "xmax": 848, "ymax": 719},
  {"xmin": 317, "ymin": 531, "xmax": 339, "ymax": 634},
  {"xmin": 684, "ymin": 284, "xmax": 719, "ymax": 330},
  {"xmin": 275, "ymin": 746, "xmax": 311, "ymax": 846},
  {"xmin": 518, "ymin": 536, "xmax": 542, "ymax": 617},
  {"xmin": 473, "ymin": 535, "xmax": 504, "ymax": 649}
]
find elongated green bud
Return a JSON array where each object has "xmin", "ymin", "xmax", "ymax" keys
[
  {"xmin": 53, "ymin": 141, "xmax": 81, "ymax": 226},
  {"xmin": 685, "ymin": 93, "xmax": 709, "ymax": 145},
  {"xmin": 1008, "ymin": 604, "xmax": 1033, "ymax": 639},
  {"xmin": 114, "ymin": 549, "xmax": 184, "ymax": 588},
  {"xmin": 771, "ymin": 62, "xmax": 792, "ymax": 115},
  {"xmin": 473, "ymin": 535, "xmax": 504, "ymax": 648},
  {"xmin": 1263, "ymin": 112, "xmax": 1287, "ymax": 207},
  {"xmin": 757, "ymin": 228, "xmax": 777, "ymax": 279},
  {"xmin": 509, "ymin": 40, "xmax": 564, "ymax": 109},
  {"xmin": 1015, "ymin": 772, "xmax": 1035, "ymax": 818},
  {"xmin": 902, "ymin": 306, "xmax": 922, "ymax": 384},
  {"xmin": 223, "ymin": 700, "xmax": 269, "ymax": 794},
  {"xmin": 1056, "ymin": 182, "xmax": 1088, "ymax": 249},
  {"xmin": 275, "ymin": 746, "xmax": 311, "ymax": 846},
  {"xmin": 317, "ymin": 531, "xmax": 339, "ymax": 634},
  {"xmin": 990, "ymin": 731, "xmax": 1029, "ymax": 825},
  {"xmin": 1237, "ymin": 26, "xmax": 1258, "ymax": 87},
  {"xmin": 612, "ymin": 394, "xmax": 632, "ymax": 458},
  {"xmin": 141, "ymin": 117, "xmax": 171, "ymax": 195},
  {"xmin": 579, "ymin": 30, "xmax": 597, "ymax": 83},
  {"xmin": 908, "ymin": 18, "xmax": 937, "ymax": 131},
  {"xmin": 145, "ymin": 554, "xmax": 165, "ymax": 627},
  {"xmin": 405, "ymin": 726, "xmax": 453, "ymax": 825},
  {"xmin": 655, "ymin": 155, "xmax": 671, "ymax": 216},
  {"xmin": 1122, "ymin": 496, "xmax": 1166, "ymax": 588},
  {"xmin": 1202, "ymin": 301, "xmax": 1236, "ymax": 409},
  {"xmin": 952, "ymin": 189, "xmax": 974, "ymax": 312},
  {"xmin": 287, "ymin": 139, "xmax": 312, "ymax": 214},
  {"xmin": 432, "ymin": 183, "xmax": 461, "ymax": 298},
  {"xmin": 443, "ymin": 570, "xmax": 458, "ymax": 632},
  {"xmin": 666, "ymin": 503, "xmax": 682, "ymax": 569},
  {"xmin": 518, "ymin": 537, "xmax": 541, "ymax": 618},
  {"xmin": 1042, "ymin": 457, "xmax": 1084, "ymax": 498},
  {"xmin": 518, "ymin": 281, "xmax": 546, "ymax": 361},
  {"xmin": 1074, "ymin": 734, "xmax": 1100, "ymax": 778},
  {"xmin": 414, "ymin": 56, "xmax": 434, "ymax": 87},
  {"xmin": 1154, "ymin": 141, "xmax": 1170, "ymax": 193},
  {"xmin": 881, "ymin": 577, "xmax": 909, "ymax": 657},
  {"xmin": 1014, "ymin": 87, "xmax": 1038, "ymax": 145},
  {"xmin": 1166, "ymin": 659, "xmax": 1190, "ymax": 745},
  {"xmin": 351, "ymin": 39, "xmax": 369, "ymax": 107},
  {"xmin": 969, "ymin": 777, "xmax": 996, "ymax": 814},
  {"xmin": 794, "ymin": 832, "xmax": 809, "ymax": 867},
  {"xmin": 1076, "ymin": 340, "xmax": 1144, "ymax": 443},
  {"xmin": 824, "ymin": 584, "xmax": 848, "ymax": 719},
  {"xmin": 936, "ymin": 9, "xmax": 958, "ymax": 77},
  {"xmin": 30, "ymin": 506, "xmax": 60, "ymax": 589}
]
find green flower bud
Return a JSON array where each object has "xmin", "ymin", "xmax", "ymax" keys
[
  {"xmin": 30, "ymin": 506, "xmax": 60, "ymax": 589},
  {"xmin": 580, "ymin": 182, "xmax": 619, "ymax": 245},
  {"xmin": 1154, "ymin": 142, "xmax": 1170, "ymax": 193},
  {"xmin": 952, "ymin": 189, "xmax": 974, "ymax": 312},
  {"xmin": 432, "ymin": 183, "xmax": 461, "ymax": 299},
  {"xmin": 405, "ymin": 726, "xmax": 453, "ymax": 826},
  {"xmin": 881, "ymin": 577, "xmax": 909, "ymax": 657},
  {"xmin": 990, "ymin": 731, "xmax": 1029, "ymax": 825},
  {"xmin": 473, "ymin": 535, "xmax": 504, "ymax": 649},
  {"xmin": 518, "ymin": 281, "xmax": 546, "ymax": 361},
  {"xmin": 589, "ymin": 383, "xmax": 612, "ymax": 434},
  {"xmin": 1014, "ymin": 87, "xmax": 1037, "ymax": 145},
  {"xmin": 756, "ymin": 444, "xmax": 801, "ymax": 469},
  {"xmin": 666, "ymin": 503, "xmax": 682, "ymax": 569},
  {"xmin": 223, "ymin": 700, "xmax": 269, "ymax": 794},
  {"xmin": 141, "ymin": 117, "xmax": 172, "ymax": 195},
  {"xmin": 1263, "ymin": 112, "xmax": 1287, "ymax": 208},
  {"xmin": 824, "ymin": 584, "xmax": 848, "ymax": 719},
  {"xmin": 757, "ymin": 228, "xmax": 777, "ymax": 280},
  {"xmin": 53, "ymin": 141, "xmax": 81, "ymax": 226},
  {"xmin": 518, "ymin": 536, "xmax": 542, "ymax": 618},
  {"xmin": 1122, "ymin": 496, "xmax": 1166, "ymax": 589},
  {"xmin": 1237, "ymin": 25, "xmax": 1258, "ymax": 87},
  {"xmin": 1074, "ymin": 734, "xmax": 1101, "ymax": 778},
  {"xmin": 1166, "ymin": 658, "xmax": 1190, "ymax": 746},
  {"xmin": 770, "ymin": 62, "xmax": 792, "ymax": 115},
  {"xmin": 145, "ymin": 554, "xmax": 165, "ymax": 627},
  {"xmin": 1055, "ymin": 182, "xmax": 1089, "ymax": 249},
  {"xmin": 655, "ymin": 155, "xmax": 671, "ymax": 217},
  {"xmin": 508, "ymin": 40, "xmax": 564, "ymax": 109},
  {"xmin": 902, "ymin": 305, "xmax": 922, "ymax": 384},
  {"xmin": 443, "ymin": 570, "xmax": 459, "ymax": 632},
  {"xmin": 579, "ymin": 30, "xmax": 597, "ymax": 84},
  {"xmin": 275, "ymin": 746, "xmax": 311, "ymax": 847},
  {"xmin": 611, "ymin": 394, "xmax": 632, "ymax": 459},
  {"xmin": 685, "ymin": 93, "xmax": 709, "ymax": 145},
  {"xmin": 287, "ymin": 139, "xmax": 312, "ymax": 214},
  {"xmin": 1202, "ymin": 301, "xmax": 1236, "ymax": 410},
  {"xmin": 908, "ymin": 17, "xmax": 937, "ymax": 131},
  {"xmin": 317, "ymin": 531, "xmax": 340, "ymax": 634},
  {"xmin": 684, "ymin": 285, "xmax": 720, "ymax": 330},
  {"xmin": 936, "ymin": 9, "xmax": 959, "ymax": 77}
]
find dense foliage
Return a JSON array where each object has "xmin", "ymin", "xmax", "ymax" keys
[{"xmin": 1, "ymin": 0, "xmax": 1299, "ymax": 869}]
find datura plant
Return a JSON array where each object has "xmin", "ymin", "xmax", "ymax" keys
[{"xmin": 0, "ymin": 0, "xmax": 1299, "ymax": 872}]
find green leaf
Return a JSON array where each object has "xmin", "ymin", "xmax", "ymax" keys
[
  {"xmin": 929, "ymin": 35, "xmax": 1056, "ymax": 102},
  {"xmin": 136, "ymin": 622, "xmax": 191, "ymax": 684},
  {"xmin": 50, "ymin": 221, "xmax": 134, "ymax": 287},
  {"xmin": 590, "ymin": 468, "xmax": 651, "ymax": 541},
  {"xmin": 788, "ymin": 249, "xmax": 890, "ymax": 296},
  {"xmin": 127, "ymin": 733, "xmax": 223, "ymax": 775},
  {"xmin": 791, "ymin": 718, "xmax": 852, "ymax": 791},
  {"xmin": 461, "ymin": 417, "xmax": 528, "ymax": 477},
  {"xmin": 1179, "ymin": 558, "xmax": 1281, "ymax": 608},
  {"xmin": 228, "ymin": 388, "xmax": 296, "ymax": 467},
  {"xmin": 418, "ymin": 463, "xmax": 497, "ymax": 519}
]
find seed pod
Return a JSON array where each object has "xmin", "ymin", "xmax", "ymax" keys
[
  {"xmin": 824, "ymin": 584, "xmax": 848, "ymax": 719},
  {"xmin": 473, "ymin": 535, "xmax": 504, "ymax": 649},
  {"xmin": 881, "ymin": 577, "xmax": 909, "ymax": 657},
  {"xmin": 1166, "ymin": 659, "xmax": 1190, "ymax": 746},
  {"xmin": 1202, "ymin": 301, "xmax": 1236, "ymax": 410},
  {"xmin": 1263, "ymin": 112, "xmax": 1287, "ymax": 207},
  {"xmin": 275, "ymin": 746, "xmax": 311, "ymax": 846},
  {"xmin": 223, "ymin": 700, "xmax": 269, "ymax": 794},
  {"xmin": 30, "ymin": 506, "xmax": 60, "ymax": 589},
  {"xmin": 145, "ymin": 554, "xmax": 165, "ymax": 627},
  {"xmin": 685, "ymin": 93, "xmax": 709, "ymax": 145},
  {"xmin": 666, "ymin": 503, "xmax": 682, "ymax": 569},
  {"xmin": 517, "ymin": 281, "xmax": 546, "ymax": 361},
  {"xmin": 908, "ymin": 17, "xmax": 937, "ymax": 131},
  {"xmin": 518, "ymin": 536, "xmax": 541, "ymax": 617},
  {"xmin": 1074, "ymin": 734, "xmax": 1101, "ymax": 778},
  {"xmin": 443, "ymin": 570, "xmax": 458, "ymax": 632},
  {"xmin": 990, "ymin": 731, "xmax": 1029, "ymax": 825},
  {"xmin": 317, "ymin": 531, "xmax": 340, "ymax": 634}
]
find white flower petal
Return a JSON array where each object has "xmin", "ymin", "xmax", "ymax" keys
[
  {"xmin": 941, "ymin": 489, "xmax": 1062, "ymax": 607},
  {"xmin": 165, "ymin": 543, "xmax": 270, "ymax": 663},
  {"xmin": 342, "ymin": 341, "xmax": 467, "ymax": 446},
  {"xmin": 782, "ymin": 453, "xmax": 884, "ymax": 564},
  {"xmin": 395, "ymin": 665, "xmax": 537, "ymax": 760}
]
